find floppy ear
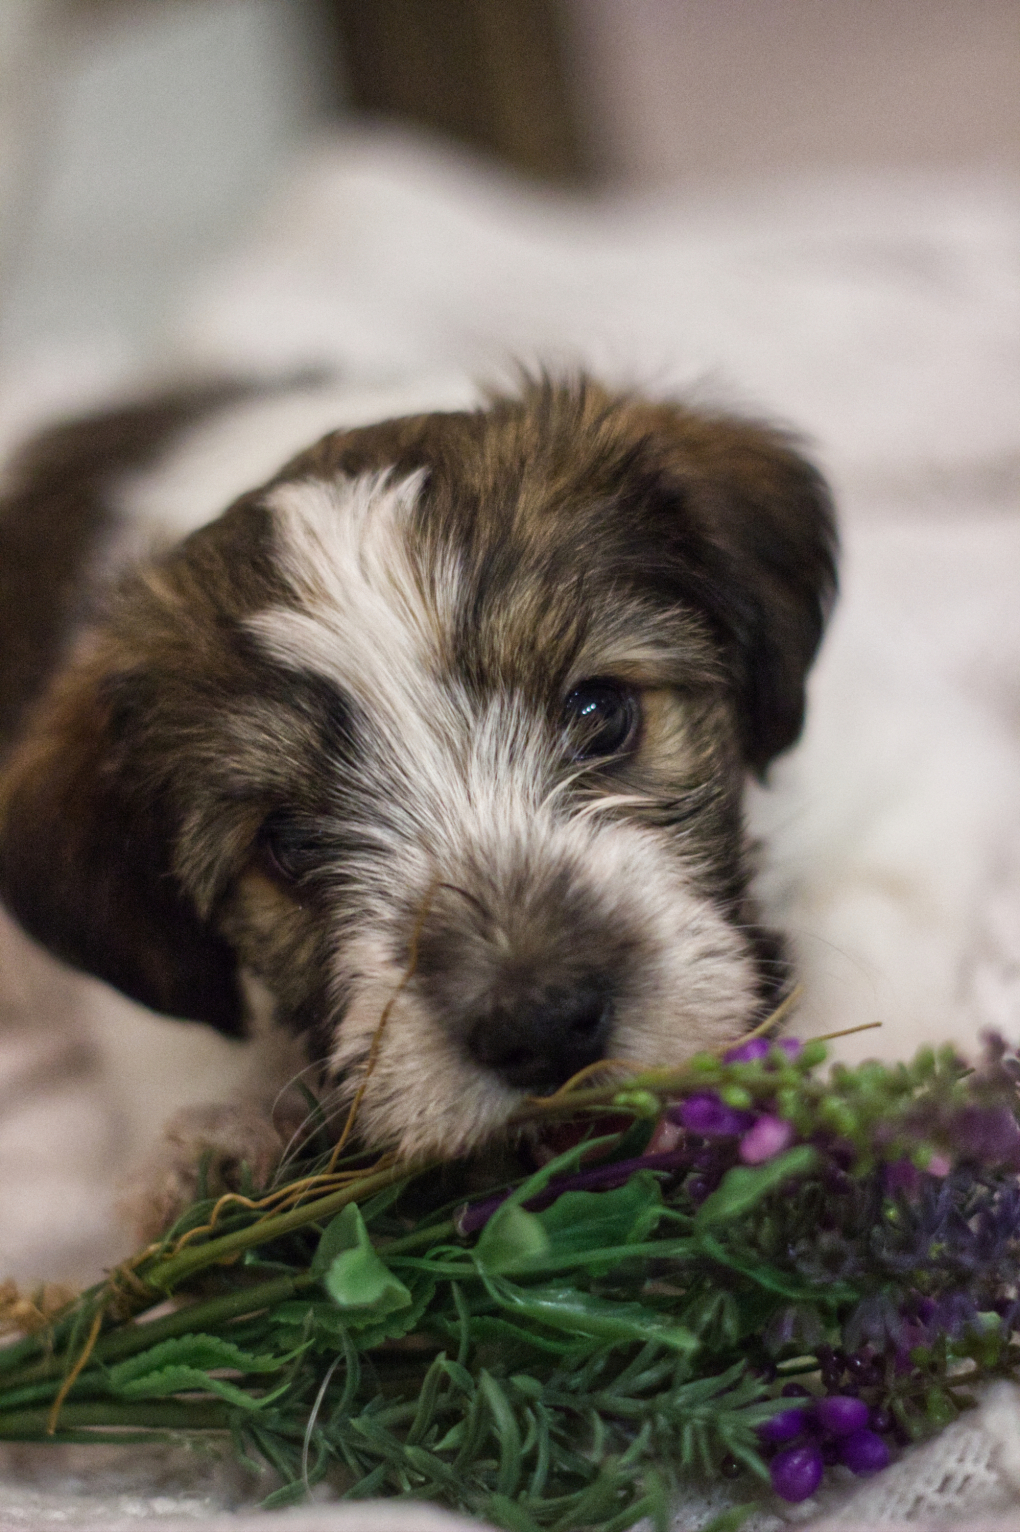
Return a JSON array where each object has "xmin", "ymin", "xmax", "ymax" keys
[
  {"xmin": 629, "ymin": 400, "xmax": 837, "ymax": 774},
  {"xmin": 0, "ymin": 658, "xmax": 244, "ymax": 1034}
]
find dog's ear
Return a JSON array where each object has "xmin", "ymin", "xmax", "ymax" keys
[
  {"xmin": 0, "ymin": 657, "xmax": 245, "ymax": 1034},
  {"xmin": 623, "ymin": 399, "xmax": 837, "ymax": 774}
]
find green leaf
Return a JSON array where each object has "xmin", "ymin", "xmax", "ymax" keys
[
  {"xmin": 697, "ymin": 1232, "xmax": 857, "ymax": 1305},
  {"xmin": 311, "ymin": 1202, "xmax": 363, "ymax": 1276},
  {"xmin": 111, "ymin": 1365, "xmax": 282, "ymax": 1411},
  {"xmin": 537, "ymin": 1173, "xmax": 665, "ymax": 1254},
  {"xmin": 272, "ymin": 1299, "xmax": 348, "ymax": 1336},
  {"xmin": 441, "ymin": 1314, "xmax": 584, "ymax": 1358},
  {"xmin": 345, "ymin": 1272, "xmax": 437, "ymax": 1350},
  {"xmin": 106, "ymin": 1334, "xmax": 284, "ymax": 1386},
  {"xmin": 474, "ymin": 1172, "xmax": 667, "ymax": 1277},
  {"xmin": 261, "ymin": 1479, "xmax": 314, "ymax": 1510},
  {"xmin": 485, "ymin": 1494, "xmax": 543, "ymax": 1532},
  {"xmin": 487, "ymin": 1278, "xmax": 698, "ymax": 1353},
  {"xmin": 474, "ymin": 1202, "xmax": 551, "ymax": 1275},
  {"xmin": 434, "ymin": 1418, "xmax": 467, "ymax": 1453},
  {"xmin": 678, "ymin": 1287, "xmax": 742, "ymax": 1348},
  {"xmin": 694, "ymin": 1146, "xmax": 817, "ymax": 1229},
  {"xmin": 479, "ymin": 1370, "xmax": 522, "ymax": 1497},
  {"xmin": 925, "ymin": 1386, "xmax": 958, "ymax": 1429},
  {"xmin": 320, "ymin": 1204, "xmax": 413, "ymax": 1323}
]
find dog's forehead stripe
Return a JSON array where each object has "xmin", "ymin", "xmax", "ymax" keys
[{"xmin": 248, "ymin": 471, "xmax": 458, "ymax": 719}]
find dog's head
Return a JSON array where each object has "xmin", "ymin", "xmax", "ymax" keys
[{"xmin": 0, "ymin": 378, "xmax": 835, "ymax": 1157}]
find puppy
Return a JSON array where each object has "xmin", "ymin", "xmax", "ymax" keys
[{"xmin": 0, "ymin": 374, "xmax": 835, "ymax": 1202}]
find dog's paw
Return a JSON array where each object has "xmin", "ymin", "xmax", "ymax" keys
[{"xmin": 119, "ymin": 1102, "xmax": 287, "ymax": 1245}]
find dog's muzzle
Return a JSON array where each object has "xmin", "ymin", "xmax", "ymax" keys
[
  {"xmin": 409, "ymin": 859, "xmax": 638, "ymax": 1097},
  {"xmin": 464, "ymin": 975, "xmax": 614, "ymax": 1092}
]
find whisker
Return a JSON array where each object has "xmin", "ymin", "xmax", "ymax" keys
[
  {"xmin": 301, "ymin": 1354, "xmax": 343, "ymax": 1492},
  {"xmin": 270, "ymin": 1058, "xmax": 322, "ymax": 1117},
  {"xmin": 572, "ymin": 793, "xmax": 650, "ymax": 822},
  {"xmin": 542, "ymin": 761, "xmax": 595, "ymax": 812},
  {"xmin": 274, "ymin": 1074, "xmax": 359, "ymax": 1175}
]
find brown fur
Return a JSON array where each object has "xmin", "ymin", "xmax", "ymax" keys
[{"xmin": 0, "ymin": 382, "xmax": 255, "ymax": 747}]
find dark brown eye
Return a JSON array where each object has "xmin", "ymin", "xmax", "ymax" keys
[
  {"xmin": 562, "ymin": 679, "xmax": 639, "ymax": 760},
  {"xmin": 257, "ymin": 810, "xmax": 320, "ymax": 885}
]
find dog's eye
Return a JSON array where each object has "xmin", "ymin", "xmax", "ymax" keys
[
  {"xmin": 257, "ymin": 811, "xmax": 320, "ymax": 885},
  {"xmin": 562, "ymin": 679, "xmax": 639, "ymax": 760}
]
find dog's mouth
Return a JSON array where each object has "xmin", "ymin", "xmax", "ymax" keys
[{"xmin": 527, "ymin": 1111, "xmax": 637, "ymax": 1167}]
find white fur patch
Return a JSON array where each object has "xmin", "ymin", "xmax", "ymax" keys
[{"xmin": 248, "ymin": 472, "xmax": 473, "ymax": 802}]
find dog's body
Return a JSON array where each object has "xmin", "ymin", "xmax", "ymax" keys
[{"xmin": 0, "ymin": 372, "xmax": 839, "ymax": 1203}]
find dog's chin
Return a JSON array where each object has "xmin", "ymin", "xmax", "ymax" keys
[{"xmin": 327, "ymin": 979, "xmax": 524, "ymax": 1162}]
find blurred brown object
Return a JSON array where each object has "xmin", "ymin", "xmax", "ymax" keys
[
  {"xmin": 567, "ymin": 0, "xmax": 1020, "ymax": 183},
  {"xmin": 330, "ymin": 0, "xmax": 589, "ymax": 182}
]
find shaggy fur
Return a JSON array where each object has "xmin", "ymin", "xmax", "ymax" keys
[{"xmin": 0, "ymin": 376, "xmax": 835, "ymax": 1164}]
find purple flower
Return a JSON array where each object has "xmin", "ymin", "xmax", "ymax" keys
[
  {"xmin": 913, "ymin": 1295, "xmax": 938, "ymax": 1325},
  {"xmin": 929, "ymin": 1291, "xmax": 980, "ymax": 1339},
  {"xmin": 674, "ymin": 1093, "xmax": 752, "ymax": 1137},
  {"xmin": 839, "ymin": 1429, "xmax": 891, "ymax": 1475},
  {"xmin": 758, "ymin": 1405, "xmax": 812, "ymax": 1443},
  {"xmin": 814, "ymin": 1395, "xmax": 869, "ymax": 1436},
  {"xmin": 885, "ymin": 1159, "xmax": 921, "ymax": 1195},
  {"xmin": 725, "ymin": 1037, "xmax": 771, "ymax": 1063},
  {"xmin": 898, "ymin": 1319, "xmax": 928, "ymax": 1354},
  {"xmin": 770, "ymin": 1443, "xmax": 824, "ymax": 1502},
  {"xmin": 740, "ymin": 1115, "xmax": 794, "ymax": 1164},
  {"xmin": 952, "ymin": 1105, "xmax": 1020, "ymax": 1166},
  {"xmin": 843, "ymin": 1291, "xmax": 904, "ymax": 1354},
  {"xmin": 724, "ymin": 1036, "xmax": 803, "ymax": 1064}
]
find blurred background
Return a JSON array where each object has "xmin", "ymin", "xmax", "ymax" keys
[{"xmin": 1, "ymin": 0, "xmax": 1016, "ymax": 394}]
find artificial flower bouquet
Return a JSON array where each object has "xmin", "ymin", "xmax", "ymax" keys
[{"xmin": 2, "ymin": 1026, "xmax": 1020, "ymax": 1532}]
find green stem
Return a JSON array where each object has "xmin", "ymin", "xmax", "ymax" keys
[
  {"xmin": 379, "ymin": 1219, "xmax": 457, "ymax": 1256},
  {"xmin": 0, "ymin": 1376, "xmax": 114, "ymax": 1411},
  {"xmin": 0, "ymin": 1301, "xmax": 101, "ymax": 1379},
  {"xmin": 0, "ymin": 1400, "xmax": 231, "ymax": 1438},
  {"xmin": 140, "ymin": 1161, "xmax": 429, "ymax": 1292},
  {"xmin": 0, "ymin": 1273, "xmax": 313, "ymax": 1397},
  {"xmin": 502, "ymin": 1056, "xmax": 761, "ymax": 1128}
]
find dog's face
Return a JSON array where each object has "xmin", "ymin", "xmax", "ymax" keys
[{"xmin": 0, "ymin": 379, "xmax": 835, "ymax": 1158}]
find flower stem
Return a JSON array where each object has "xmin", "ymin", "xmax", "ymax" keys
[
  {"xmin": 139, "ymin": 1160, "xmax": 429, "ymax": 1292},
  {"xmin": 0, "ymin": 1400, "xmax": 230, "ymax": 1437},
  {"xmin": 0, "ymin": 1273, "xmax": 313, "ymax": 1398}
]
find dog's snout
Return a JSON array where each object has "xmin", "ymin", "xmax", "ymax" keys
[{"xmin": 466, "ymin": 980, "xmax": 613, "ymax": 1093}]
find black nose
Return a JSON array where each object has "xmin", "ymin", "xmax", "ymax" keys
[{"xmin": 466, "ymin": 979, "xmax": 613, "ymax": 1093}]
